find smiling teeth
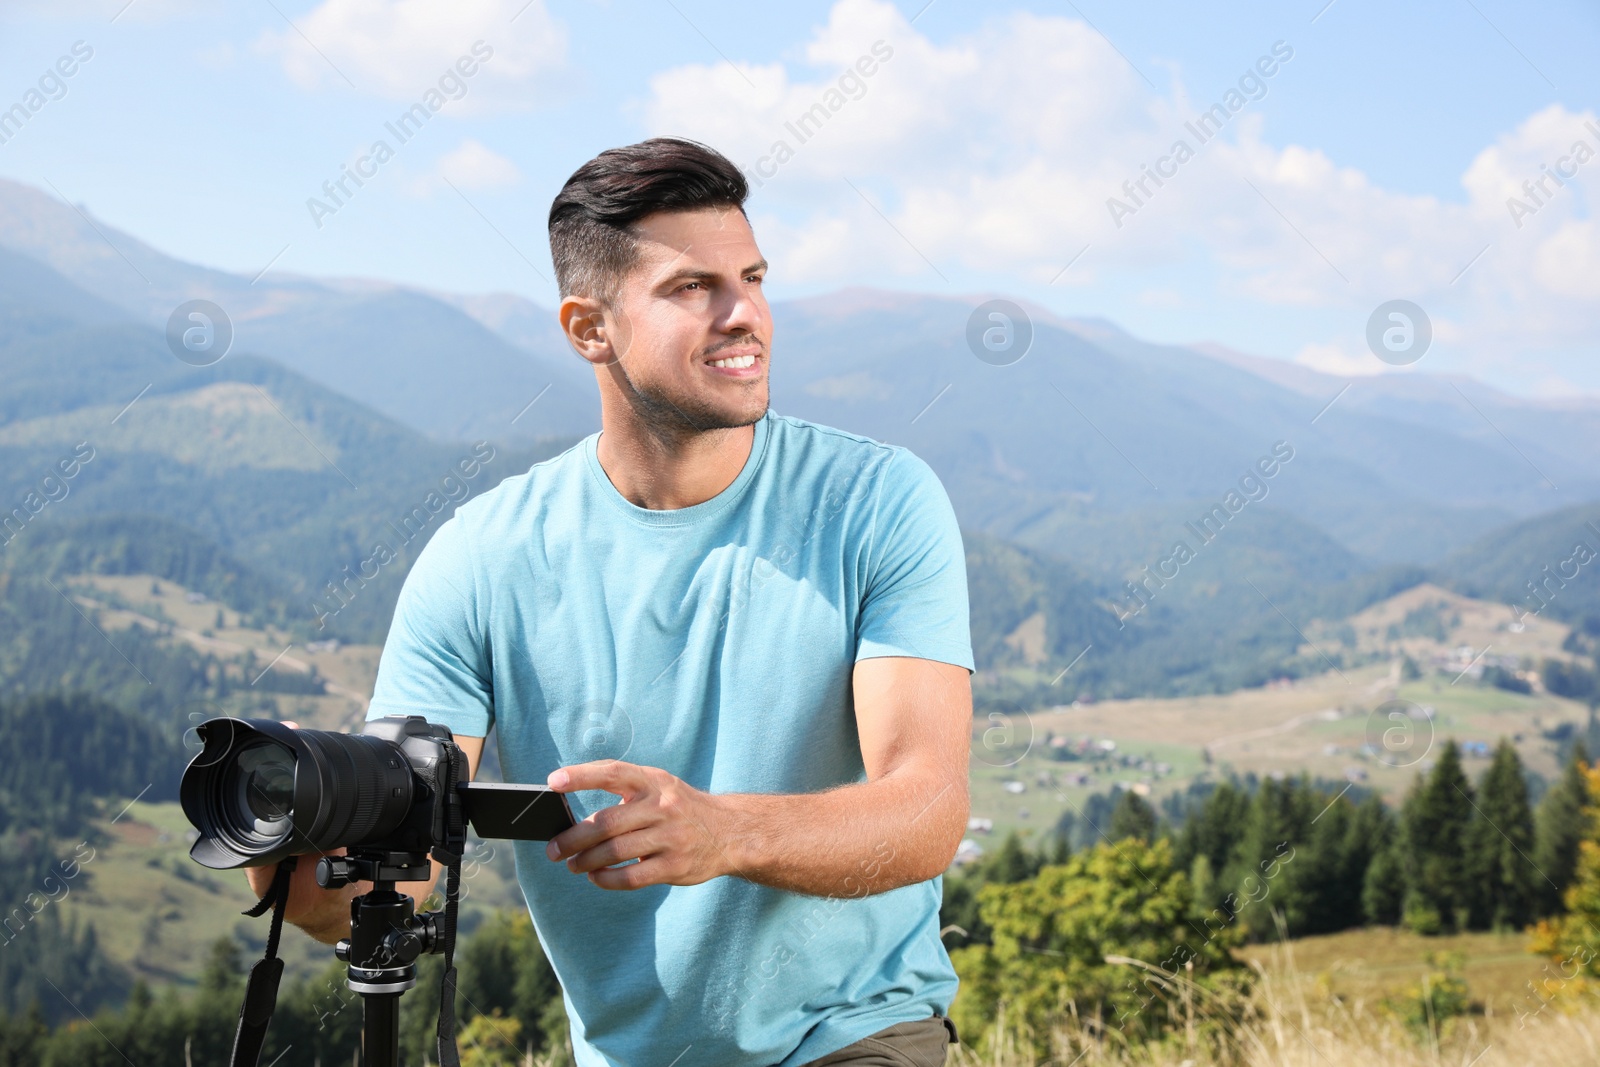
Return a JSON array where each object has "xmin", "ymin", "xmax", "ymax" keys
[{"xmin": 709, "ymin": 354, "xmax": 756, "ymax": 369}]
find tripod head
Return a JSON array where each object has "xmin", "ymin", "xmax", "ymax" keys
[{"xmin": 319, "ymin": 849, "xmax": 444, "ymax": 996}]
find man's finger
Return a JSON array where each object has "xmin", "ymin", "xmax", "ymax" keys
[
  {"xmin": 548, "ymin": 800, "xmax": 650, "ymax": 860},
  {"xmin": 587, "ymin": 855, "xmax": 667, "ymax": 892},
  {"xmin": 564, "ymin": 828, "xmax": 658, "ymax": 875},
  {"xmin": 547, "ymin": 759, "xmax": 645, "ymax": 794}
]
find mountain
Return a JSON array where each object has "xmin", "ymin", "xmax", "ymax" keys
[
  {"xmin": 4, "ymin": 176, "xmax": 1599, "ymax": 705},
  {"xmin": 0, "ymin": 245, "xmax": 578, "ymax": 648},
  {"xmin": 759, "ymin": 290, "xmax": 1599, "ymax": 570},
  {"xmin": 1434, "ymin": 501, "xmax": 1600, "ymax": 627},
  {"xmin": 7, "ymin": 177, "xmax": 1599, "ymax": 574},
  {"xmin": 0, "ymin": 179, "xmax": 598, "ymax": 444}
]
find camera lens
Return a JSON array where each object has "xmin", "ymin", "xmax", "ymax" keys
[
  {"xmin": 228, "ymin": 741, "xmax": 295, "ymax": 832},
  {"xmin": 181, "ymin": 718, "xmax": 418, "ymax": 869}
]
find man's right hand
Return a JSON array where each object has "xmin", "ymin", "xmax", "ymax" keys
[{"xmin": 244, "ymin": 849, "xmax": 363, "ymax": 946}]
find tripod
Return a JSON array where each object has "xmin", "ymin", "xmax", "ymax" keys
[
  {"xmin": 317, "ymin": 849, "xmax": 453, "ymax": 1067},
  {"xmin": 230, "ymin": 847, "xmax": 465, "ymax": 1067}
]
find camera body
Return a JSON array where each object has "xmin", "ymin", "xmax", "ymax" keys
[{"xmin": 355, "ymin": 716, "xmax": 468, "ymax": 863}]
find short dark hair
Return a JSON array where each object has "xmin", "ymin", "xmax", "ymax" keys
[{"xmin": 548, "ymin": 137, "xmax": 748, "ymax": 304}]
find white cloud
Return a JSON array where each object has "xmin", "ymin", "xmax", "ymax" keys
[
  {"xmin": 644, "ymin": 0, "xmax": 1600, "ymax": 394},
  {"xmin": 406, "ymin": 138, "xmax": 522, "ymax": 196},
  {"xmin": 256, "ymin": 0, "xmax": 565, "ymax": 111},
  {"xmin": 1292, "ymin": 341, "xmax": 1389, "ymax": 378}
]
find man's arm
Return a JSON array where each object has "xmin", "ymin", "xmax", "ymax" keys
[
  {"xmin": 546, "ymin": 656, "xmax": 971, "ymax": 897},
  {"xmin": 244, "ymin": 734, "xmax": 485, "ymax": 944}
]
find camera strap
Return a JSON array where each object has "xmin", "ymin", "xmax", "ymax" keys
[
  {"xmin": 434, "ymin": 740, "xmax": 469, "ymax": 1067},
  {"xmin": 435, "ymin": 857, "xmax": 464, "ymax": 1067},
  {"xmin": 230, "ymin": 855, "xmax": 296, "ymax": 1067}
]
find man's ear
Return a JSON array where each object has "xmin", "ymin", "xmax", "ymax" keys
[{"xmin": 560, "ymin": 296, "xmax": 629, "ymax": 367}]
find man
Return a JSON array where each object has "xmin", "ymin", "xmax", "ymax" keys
[{"xmin": 252, "ymin": 137, "xmax": 974, "ymax": 1067}]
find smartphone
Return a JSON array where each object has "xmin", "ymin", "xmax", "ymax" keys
[{"xmin": 458, "ymin": 782, "xmax": 577, "ymax": 841}]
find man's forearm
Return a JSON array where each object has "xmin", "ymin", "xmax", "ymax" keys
[{"xmin": 711, "ymin": 771, "xmax": 968, "ymax": 897}]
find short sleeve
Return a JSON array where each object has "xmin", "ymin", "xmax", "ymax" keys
[
  {"xmin": 366, "ymin": 515, "xmax": 494, "ymax": 738},
  {"xmin": 854, "ymin": 449, "xmax": 975, "ymax": 673}
]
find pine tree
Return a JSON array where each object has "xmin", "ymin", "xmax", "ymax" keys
[
  {"xmin": 981, "ymin": 830, "xmax": 1042, "ymax": 884},
  {"xmin": 1107, "ymin": 790, "xmax": 1158, "ymax": 843},
  {"xmin": 1533, "ymin": 743, "xmax": 1593, "ymax": 917},
  {"xmin": 1341, "ymin": 794, "xmax": 1394, "ymax": 925},
  {"xmin": 1045, "ymin": 832, "xmax": 1071, "ymax": 865},
  {"xmin": 1222, "ymin": 776, "xmax": 1314, "ymax": 940},
  {"xmin": 1172, "ymin": 781, "xmax": 1250, "ymax": 880},
  {"xmin": 1363, "ymin": 834, "xmax": 1406, "ymax": 925},
  {"xmin": 1301, "ymin": 790, "xmax": 1386, "ymax": 935},
  {"xmin": 1399, "ymin": 741, "xmax": 1475, "ymax": 933},
  {"xmin": 198, "ymin": 935, "xmax": 243, "ymax": 996},
  {"xmin": 1467, "ymin": 739, "xmax": 1539, "ymax": 930}
]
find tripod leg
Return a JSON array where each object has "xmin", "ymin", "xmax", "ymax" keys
[{"xmin": 362, "ymin": 991, "xmax": 401, "ymax": 1067}]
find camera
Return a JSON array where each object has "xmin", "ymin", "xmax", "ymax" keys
[
  {"xmin": 181, "ymin": 714, "xmax": 576, "ymax": 876},
  {"xmin": 179, "ymin": 714, "xmax": 577, "ymax": 1067},
  {"xmin": 181, "ymin": 714, "xmax": 468, "ymax": 875}
]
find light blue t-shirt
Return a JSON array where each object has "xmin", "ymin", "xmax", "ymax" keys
[{"xmin": 366, "ymin": 408, "xmax": 974, "ymax": 1067}]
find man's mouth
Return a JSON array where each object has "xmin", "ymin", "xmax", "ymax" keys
[{"xmin": 704, "ymin": 340, "xmax": 764, "ymax": 375}]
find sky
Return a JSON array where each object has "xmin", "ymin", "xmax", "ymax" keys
[{"xmin": 1, "ymin": 0, "xmax": 1597, "ymax": 398}]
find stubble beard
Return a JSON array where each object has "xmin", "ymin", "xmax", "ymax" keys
[{"xmin": 614, "ymin": 342, "xmax": 769, "ymax": 440}]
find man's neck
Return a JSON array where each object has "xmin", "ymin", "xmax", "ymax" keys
[{"xmin": 594, "ymin": 418, "xmax": 756, "ymax": 511}]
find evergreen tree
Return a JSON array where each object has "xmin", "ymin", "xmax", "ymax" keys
[
  {"xmin": 1107, "ymin": 790, "xmax": 1158, "ymax": 843},
  {"xmin": 1533, "ymin": 743, "xmax": 1592, "ymax": 917},
  {"xmin": 939, "ymin": 831, "xmax": 1043, "ymax": 949},
  {"xmin": 1467, "ymin": 739, "xmax": 1539, "ymax": 930},
  {"xmin": 1171, "ymin": 780, "xmax": 1250, "ymax": 890},
  {"xmin": 457, "ymin": 909, "xmax": 562, "ymax": 1056},
  {"xmin": 1300, "ymin": 791, "xmax": 1385, "ymax": 935},
  {"xmin": 1398, "ymin": 742, "xmax": 1476, "ymax": 934},
  {"xmin": 197, "ymin": 936, "xmax": 243, "ymax": 996},
  {"xmin": 1363, "ymin": 834, "xmax": 1406, "ymax": 926},
  {"xmin": 1341, "ymin": 794, "xmax": 1393, "ymax": 923},
  {"xmin": 1045, "ymin": 831, "xmax": 1072, "ymax": 865},
  {"xmin": 1221, "ymin": 776, "xmax": 1314, "ymax": 940},
  {"xmin": 980, "ymin": 831, "xmax": 1043, "ymax": 884},
  {"xmin": 0, "ymin": 1000, "xmax": 45, "ymax": 1067}
]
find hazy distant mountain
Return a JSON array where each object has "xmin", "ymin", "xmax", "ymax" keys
[
  {"xmin": 5, "ymin": 175, "xmax": 1600, "ymax": 654},
  {"xmin": 0, "ymin": 245, "xmax": 577, "ymax": 644},
  {"xmin": 1434, "ymin": 500, "xmax": 1600, "ymax": 626},
  {"xmin": 0, "ymin": 179, "xmax": 598, "ymax": 444},
  {"xmin": 6, "ymin": 176, "xmax": 1597, "ymax": 571},
  {"xmin": 758, "ymin": 290, "xmax": 1599, "ymax": 568}
]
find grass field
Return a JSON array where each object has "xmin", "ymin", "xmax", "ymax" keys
[
  {"xmin": 954, "ymin": 926, "xmax": 1581, "ymax": 1065},
  {"xmin": 64, "ymin": 572, "xmax": 383, "ymax": 733},
  {"xmin": 964, "ymin": 586, "xmax": 1592, "ymax": 851},
  {"xmin": 1238, "ymin": 926, "xmax": 1551, "ymax": 1014}
]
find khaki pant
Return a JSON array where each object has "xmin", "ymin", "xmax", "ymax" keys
[{"xmin": 796, "ymin": 1014, "xmax": 958, "ymax": 1067}]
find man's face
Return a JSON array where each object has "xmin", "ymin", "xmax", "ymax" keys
[{"xmin": 601, "ymin": 206, "xmax": 771, "ymax": 435}]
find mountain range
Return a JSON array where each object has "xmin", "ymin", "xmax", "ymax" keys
[{"xmin": 0, "ymin": 176, "xmax": 1596, "ymax": 705}]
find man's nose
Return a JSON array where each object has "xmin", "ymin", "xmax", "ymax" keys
[{"xmin": 720, "ymin": 287, "xmax": 767, "ymax": 339}]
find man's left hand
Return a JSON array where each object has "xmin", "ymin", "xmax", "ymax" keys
[{"xmin": 543, "ymin": 760, "xmax": 735, "ymax": 890}]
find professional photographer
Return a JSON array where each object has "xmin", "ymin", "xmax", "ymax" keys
[{"xmin": 250, "ymin": 137, "xmax": 974, "ymax": 1067}]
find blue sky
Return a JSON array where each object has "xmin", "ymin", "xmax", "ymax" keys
[{"xmin": 1, "ymin": 0, "xmax": 1596, "ymax": 396}]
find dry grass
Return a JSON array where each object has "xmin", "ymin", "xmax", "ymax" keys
[{"xmin": 946, "ymin": 936, "xmax": 1600, "ymax": 1067}]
